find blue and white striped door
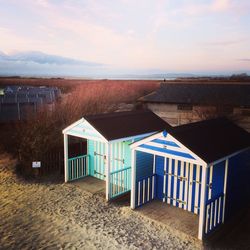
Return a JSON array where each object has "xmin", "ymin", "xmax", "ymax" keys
[
  {"xmin": 188, "ymin": 163, "xmax": 202, "ymax": 214},
  {"xmin": 164, "ymin": 159, "xmax": 189, "ymax": 209},
  {"xmin": 162, "ymin": 158, "xmax": 203, "ymax": 215}
]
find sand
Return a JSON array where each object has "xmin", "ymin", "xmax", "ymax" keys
[{"xmin": 0, "ymin": 153, "xmax": 201, "ymax": 250}]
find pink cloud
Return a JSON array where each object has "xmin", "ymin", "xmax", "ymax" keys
[
  {"xmin": 211, "ymin": 0, "xmax": 231, "ymax": 12},
  {"xmin": 180, "ymin": 0, "xmax": 231, "ymax": 16}
]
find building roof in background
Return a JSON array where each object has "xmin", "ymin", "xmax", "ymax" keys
[
  {"xmin": 139, "ymin": 83, "xmax": 250, "ymax": 107},
  {"xmin": 85, "ymin": 109, "xmax": 171, "ymax": 141},
  {"xmin": 171, "ymin": 117, "xmax": 250, "ymax": 163}
]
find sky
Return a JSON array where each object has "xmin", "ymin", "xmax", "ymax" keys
[{"xmin": 0, "ymin": 0, "xmax": 250, "ymax": 76}]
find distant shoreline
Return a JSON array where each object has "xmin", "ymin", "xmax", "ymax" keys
[
  {"xmin": 0, "ymin": 73, "xmax": 249, "ymax": 81},
  {"xmin": 0, "ymin": 75, "xmax": 249, "ymax": 94}
]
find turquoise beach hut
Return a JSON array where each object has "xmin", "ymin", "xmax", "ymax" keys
[{"xmin": 62, "ymin": 110, "xmax": 168, "ymax": 200}]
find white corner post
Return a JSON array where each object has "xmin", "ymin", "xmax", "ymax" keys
[
  {"xmin": 106, "ymin": 143, "xmax": 110, "ymax": 201},
  {"xmin": 131, "ymin": 149, "xmax": 136, "ymax": 209},
  {"xmin": 222, "ymin": 158, "xmax": 229, "ymax": 223},
  {"xmin": 198, "ymin": 164, "xmax": 208, "ymax": 240},
  {"xmin": 64, "ymin": 133, "xmax": 69, "ymax": 183}
]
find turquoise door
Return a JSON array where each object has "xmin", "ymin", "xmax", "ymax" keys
[
  {"xmin": 109, "ymin": 141, "xmax": 131, "ymax": 198},
  {"xmin": 93, "ymin": 141, "xmax": 106, "ymax": 180}
]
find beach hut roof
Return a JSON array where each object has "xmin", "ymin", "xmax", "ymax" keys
[
  {"xmin": 171, "ymin": 118, "xmax": 250, "ymax": 163},
  {"xmin": 139, "ymin": 83, "xmax": 250, "ymax": 107},
  {"xmin": 131, "ymin": 117, "xmax": 250, "ymax": 164},
  {"xmin": 85, "ymin": 109, "xmax": 170, "ymax": 141}
]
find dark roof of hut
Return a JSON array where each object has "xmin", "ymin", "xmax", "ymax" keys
[
  {"xmin": 139, "ymin": 83, "xmax": 250, "ymax": 107},
  {"xmin": 171, "ymin": 118, "xmax": 250, "ymax": 163},
  {"xmin": 85, "ymin": 109, "xmax": 171, "ymax": 141}
]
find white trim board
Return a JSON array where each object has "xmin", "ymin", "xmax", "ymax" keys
[
  {"xmin": 109, "ymin": 132, "xmax": 156, "ymax": 143},
  {"xmin": 62, "ymin": 118, "xmax": 108, "ymax": 143},
  {"xmin": 62, "ymin": 118, "xmax": 84, "ymax": 134}
]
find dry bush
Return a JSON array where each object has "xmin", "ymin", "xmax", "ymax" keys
[
  {"xmin": 0, "ymin": 78, "xmax": 160, "ymax": 94},
  {"xmin": 16, "ymin": 80, "xmax": 159, "ymax": 175},
  {"xmin": 62, "ymin": 81, "xmax": 159, "ymax": 122}
]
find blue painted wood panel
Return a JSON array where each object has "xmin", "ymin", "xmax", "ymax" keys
[
  {"xmin": 225, "ymin": 149, "xmax": 250, "ymax": 220},
  {"xmin": 155, "ymin": 155, "xmax": 164, "ymax": 200},
  {"xmin": 212, "ymin": 161, "xmax": 225, "ymax": 198},
  {"xmin": 135, "ymin": 151, "xmax": 154, "ymax": 181}
]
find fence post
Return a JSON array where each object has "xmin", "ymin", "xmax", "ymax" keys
[
  {"xmin": 64, "ymin": 134, "xmax": 69, "ymax": 182},
  {"xmin": 198, "ymin": 164, "xmax": 208, "ymax": 240},
  {"xmin": 131, "ymin": 149, "xmax": 136, "ymax": 209},
  {"xmin": 106, "ymin": 143, "xmax": 110, "ymax": 201}
]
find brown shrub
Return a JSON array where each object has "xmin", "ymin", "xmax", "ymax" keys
[{"xmin": 15, "ymin": 80, "xmax": 159, "ymax": 175}]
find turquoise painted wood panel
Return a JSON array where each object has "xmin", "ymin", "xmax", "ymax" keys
[
  {"xmin": 87, "ymin": 139, "xmax": 94, "ymax": 176},
  {"xmin": 109, "ymin": 140, "xmax": 132, "ymax": 198},
  {"xmin": 69, "ymin": 120, "xmax": 104, "ymax": 140},
  {"xmin": 124, "ymin": 141, "xmax": 131, "ymax": 167},
  {"xmin": 110, "ymin": 166, "xmax": 131, "ymax": 199},
  {"xmin": 110, "ymin": 141, "xmax": 131, "ymax": 171},
  {"xmin": 110, "ymin": 142, "xmax": 120, "ymax": 172},
  {"xmin": 93, "ymin": 140, "xmax": 106, "ymax": 180},
  {"xmin": 124, "ymin": 141, "xmax": 132, "ymax": 189}
]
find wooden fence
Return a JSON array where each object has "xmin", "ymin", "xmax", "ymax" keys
[
  {"xmin": 39, "ymin": 149, "xmax": 64, "ymax": 176},
  {"xmin": 35, "ymin": 142, "xmax": 86, "ymax": 176}
]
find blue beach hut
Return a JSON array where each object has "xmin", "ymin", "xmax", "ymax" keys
[
  {"xmin": 130, "ymin": 118, "xmax": 250, "ymax": 240},
  {"xmin": 62, "ymin": 110, "xmax": 168, "ymax": 200}
]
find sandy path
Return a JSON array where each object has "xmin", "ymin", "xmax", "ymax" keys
[{"xmin": 0, "ymin": 154, "xmax": 201, "ymax": 250}]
